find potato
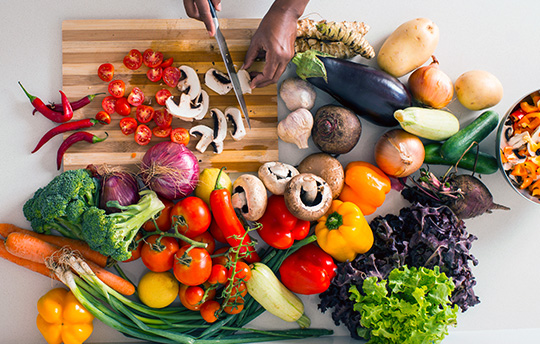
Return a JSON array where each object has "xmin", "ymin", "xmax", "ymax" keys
[
  {"xmin": 377, "ymin": 18, "xmax": 439, "ymax": 77},
  {"xmin": 454, "ymin": 70, "xmax": 503, "ymax": 110}
]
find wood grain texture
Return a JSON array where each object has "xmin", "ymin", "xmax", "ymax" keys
[{"xmin": 61, "ymin": 18, "xmax": 278, "ymax": 173}]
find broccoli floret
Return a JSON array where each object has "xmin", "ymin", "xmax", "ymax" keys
[
  {"xmin": 81, "ymin": 189, "xmax": 164, "ymax": 262},
  {"xmin": 23, "ymin": 169, "xmax": 99, "ymax": 239}
]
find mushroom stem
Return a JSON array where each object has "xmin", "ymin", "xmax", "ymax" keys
[{"xmin": 300, "ymin": 177, "xmax": 319, "ymax": 205}]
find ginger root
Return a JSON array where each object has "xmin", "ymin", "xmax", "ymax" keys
[{"xmin": 295, "ymin": 38, "xmax": 357, "ymax": 59}]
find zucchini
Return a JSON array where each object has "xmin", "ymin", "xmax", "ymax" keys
[
  {"xmin": 246, "ymin": 262, "xmax": 310, "ymax": 328},
  {"xmin": 424, "ymin": 143, "xmax": 499, "ymax": 174},
  {"xmin": 440, "ymin": 110, "xmax": 499, "ymax": 161},
  {"xmin": 394, "ymin": 107, "xmax": 460, "ymax": 141}
]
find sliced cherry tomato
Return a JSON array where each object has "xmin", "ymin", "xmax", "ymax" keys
[
  {"xmin": 207, "ymin": 264, "xmax": 228, "ymax": 285},
  {"xmin": 173, "ymin": 246, "xmax": 212, "ymax": 286},
  {"xmin": 180, "ymin": 231, "xmax": 216, "ymax": 255},
  {"xmin": 154, "ymin": 108, "xmax": 173, "ymax": 128},
  {"xmin": 147, "ymin": 67, "xmax": 163, "ymax": 83},
  {"xmin": 141, "ymin": 235, "xmax": 180, "ymax": 272},
  {"xmin": 97, "ymin": 63, "xmax": 114, "ymax": 82},
  {"xmin": 102, "ymin": 96, "xmax": 117, "ymax": 114},
  {"xmin": 160, "ymin": 57, "xmax": 174, "ymax": 68},
  {"xmin": 143, "ymin": 49, "xmax": 164, "ymax": 68},
  {"xmin": 108, "ymin": 79, "xmax": 126, "ymax": 98},
  {"xmin": 115, "ymin": 97, "xmax": 131, "ymax": 116},
  {"xmin": 152, "ymin": 126, "xmax": 172, "ymax": 138},
  {"xmin": 119, "ymin": 117, "xmax": 138, "ymax": 135},
  {"xmin": 163, "ymin": 66, "xmax": 181, "ymax": 88},
  {"xmin": 155, "ymin": 89, "xmax": 172, "ymax": 106},
  {"xmin": 136, "ymin": 105, "xmax": 155, "ymax": 123},
  {"xmin": 200, "ymin": 300, "xmax": 220, "ymax": 323},
  {"xmin": 171, "ymin": 127, "xmax": 190, "ymax": 145},
  {"xmin": 95, "ymin": 111, "xmax": 111, "ymax": 125},
  {"xmin": 135, "ymin": 124, "xmax": 152, "ymax": 146},
  {"xmin": 123, "ymin": 49, "xmax": 143, "ymax": 70},
  {"xmin": 127, "ymin": 87, "xmax": 145, "ymax": 106},
  {"xmin": 142, "ymin": 197, "xmax": 175, "ymax": 231},
  {"xmin": 170, "ymin": 196, "xmax": 212, "ymax": 238}
]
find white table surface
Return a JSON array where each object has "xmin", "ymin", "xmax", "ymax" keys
[{"xmin": 2, "ymin": 0, "xmax": 540, "ymax": 343}]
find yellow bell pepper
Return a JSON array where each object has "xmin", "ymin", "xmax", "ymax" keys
[
  {"xmin": 315, "ymin": 200, "xmax": 374, "ymax": 262},
  {"xmin": 36, "ymin": 288, "xmax": 94, "ymax": 344},
  {"xmin": 338, "ymin": 161, "xmax": 391, "ymax": 215}
]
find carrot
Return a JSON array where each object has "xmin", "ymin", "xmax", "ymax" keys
[
  {"xmin": 0, "ymin": 240, "xmax": 58, "ymax": 280},
  {"xmin": 85, "ymin": 260, "xmax": 135, "ymax": 296},
  {"xmin": 0, "ymin": 223, "xmax": 108, "ymax": 267}
]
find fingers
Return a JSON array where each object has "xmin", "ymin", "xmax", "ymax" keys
[
  {"xmin": 242, "ymin": 39, "xmax": 262, "ymax": 70},
  {"xmin": 183, "ymin": 0, "xmax": 216, "ymax": 36},
  {"xmin": 211, "ymin": 0, "xmax": 222, "ymax": 11},
  {"xmin": 250, "ymin": 48, "xmax": 291, "ymax": 88}
]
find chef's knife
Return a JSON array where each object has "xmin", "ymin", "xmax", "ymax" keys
[{"xmin": 207, "ymin": 0, "xmax": 251, "ymax": 129}]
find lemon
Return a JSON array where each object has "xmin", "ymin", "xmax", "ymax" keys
[
  {"xmin": 195, "ymin": 168, "xmax": 232, "ymax": 207},
  {"xmin": 138, "ymin": 271, "xmax": 179, "ymax": 308}
]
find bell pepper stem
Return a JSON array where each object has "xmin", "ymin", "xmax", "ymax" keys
[{"xmin": 325, "ymin": 212, "xmax": 343, "ymax": 230}]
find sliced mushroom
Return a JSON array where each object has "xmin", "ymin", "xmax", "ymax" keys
[
  {"xmin": 209, "ymin": 108, "xmax": 227, "ymax": 154},
  {"xmin": 205, "ymin": 68, "xmax": 233, "ymax": 95},
  {"xmin": 225, "ymin": 107, "xmax": 247, "ymax": 141},
  {"xmin": 189, "ymin": 125, "xmax": 214, "ymax": 153},
  {"xmin": 177, "ymin": 66, "xmax": 201, "ymax": 100},
  {"xmin": 284, "ymin": 173, "xmax": 333, "ymax": 221},
  {"xmin": 166, "ymin": 93, "xmax": 207, "ymax": 121},
  {"xmin": 193, "ymin": 90, "xmax": 210, "ymax": 121},
  {"xmin": 231, "ymin": 174, "xmax": 268, "ymax": 221},
  {"xmin": 258, "ymin": 161, "xmax": 299, "ymax": 195},
  {"xmin": 238, "ymin": 69, "xmax": 252, "ymax": 95},
  {"xmin": 297, "ymin": 153, "xmax": 345, "ymax": 199}
]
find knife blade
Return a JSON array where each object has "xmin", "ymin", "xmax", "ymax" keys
[{"xmin": 207, "ymin": 0, "xmax": 251, "ymax": 129}]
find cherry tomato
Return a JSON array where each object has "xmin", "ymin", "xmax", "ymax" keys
[
  {"xmin": 200, "ymin": 300, "xmax": 220, "ymax": 323},
  {"xmin": 135, "ymin": 124, "xmax": 152, "ymax": 146},
  {"xmin": 211, "ymin": 246, "xmax": 238, "ymax": 267},
  {"xmin": 147, "ymin": 67, "xmax": 163, "ymax": 82},
  {"xmin": 95, "ymin": 111, "xmax": 111, "ymax": 124},
  {"xmin": 163, "ymin": 66, "xmax": 181, "ymax": 88},
  {"xmin": 185, "ymin": 286, "xmax": 205, "ymax": 305},
  {"xmin": 208, "ymin": 219, "xmax": 228, "ymax": 244},
  {"xmin": 180, "ymin": 231, "xmax": 216, "ymax": 255},
  {"xmin": 108, "ymin": 79, "xmax": 126, "ymax": 98},
  {"xmin": 152, "ymin": 126, "xmax": 172, "ymax": 138},
  {"xmin": 173, "ymin": 246, "xmax": 212, "ymax": 286},
  {"xmin": 223, "ymin": 298, "xmax": 244, "ymax": 315},
  {"xmin": 115, "ymin": 97, "xmax": 132, "ymax": 116},
  {"xmin": 143, "ymin": 197, "xmax": 174, "ymax": 231},
  {"xmin": 97, "ymin": 63, "xmax": 114, "ymax": 82},
  {"xmin": 171, "ymin": 127, "xmax": 190, "ymax": 145},
  {"xmin": 229, "ymin": 261, "xmax": 251, "ymax": 283},
  {"xmin": 136, "ymin": 105, "xmax": 154, "ymax": 123},
  {"xmin": 143, "ymin": 49, "xmax": 164, "ymax": 68},
  {"xmin": 119, "ymin": 117, "xmax": 137, "ymax": 135},
  {"xmin": 155, "ymin": 89, "xmax": 172, "ymax": 106},
  {"xmin": 160, "ymin": 57, "xmax": 174, "ymax": 68},
  {"xmin": 122, "ymin": 232, "xmax": 143, "ymax": 262},
  {"xmin": 230, "ymin": 281, "xmax": 248, "ymax": 298},
  {"xmin": 207, "ymin": 264, "xmax": 228, "ymax": 285},
  {"xmin": 170, "ymin": 196, "xmax": 212, "ymax": 238},
  {"xmin": 141, "ymin": 235, "xmax": 180, "ymax": 272},
  {"xmin": 102, "ymin": 96, "xmax": 117, "ymax": 114},
  {"xmin": 154, "ymin": 108, "xmax": 173, "ymax": 128},
  {"xmin": 123, "ymin": 49, "xmax": 143, "ymax": 70},
  {"xmin": 179, "ymin": 283, "xmax": 216, "ymax": 311},
  {"xmin": 127, "ymin": 87, "xmax": 145, "ymax": 106}
]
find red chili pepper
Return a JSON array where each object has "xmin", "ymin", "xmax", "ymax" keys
[
  {"xmin": 209, "ymin": 168, "xmax": 260, "ymax": 263},
  {"xmin": 18, "ymin": 82, "xmax": 73, "ymax": 123},
  {"xmin": 56, "ymin": 132, "xmax": 108, "ymax": 170},
  {"xmin": 59, "ymin": 90, "xmax": 74, "ymax": 121},
  {"xmin": 32, "ymin": 92, "xmax": 105, "ymax": 114},
  {"xmin": 32, "ymin": 118, "xmax": 100, "ymax": 153}
]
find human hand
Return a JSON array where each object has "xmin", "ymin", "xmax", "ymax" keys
[{"xmin": 183, "ymin": 0, "xmax": 222, "ymax": 36}]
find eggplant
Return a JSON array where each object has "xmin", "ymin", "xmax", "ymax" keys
[{"xmin": 292, "ymin": 50, "xmax": 411, "ymax": 127}]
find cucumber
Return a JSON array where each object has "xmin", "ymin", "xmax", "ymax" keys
[
  {"xmin": 424, "ymin": 142, "xmax": 499, "ymax": 174},
  {"xmin": 440, "ymin": 110, "xmax": 499, "ymax": 161},
  {"xmin": 394, "ymin": 107, "xmax": 460, "ymax": 141}
]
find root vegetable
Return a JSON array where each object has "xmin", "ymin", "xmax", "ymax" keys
[
  {"xmin": 294, "ymin": 38, "xmax": 357, "ymax": 59},
  {"xmin": 408, "ymin": 56, "xmax": 453, "ymax": 108},
  {"xmin": 374, "ymin": 129, "xmax": 425, "ymax": 178},
  {"xmin": 311, "ymin": 105, "xmax": 362, "ymax": 155},
  {"xmin": 455, "ymin": 70, "xmax": 503, "ymax": 110}
]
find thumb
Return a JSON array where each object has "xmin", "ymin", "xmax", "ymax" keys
[{"xmin": 242, "ymin": 40, "xmax": 262, "ymax": 70}]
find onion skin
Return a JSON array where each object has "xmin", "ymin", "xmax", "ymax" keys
[
  {"xmin": 408, "ymin": 56, "xmax": 453, "ymax": 109},
  {"xmin": 100, "ymin": 172, "xmax": 140, "ymax": 214},
  {"xmin": 374, "ymin": 129, "xmax": 425, "ymax": 178}
]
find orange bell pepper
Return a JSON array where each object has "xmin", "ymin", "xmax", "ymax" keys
[{"xmin": 338, "ymin": 161, "xmax": 391, "ymax": 215}]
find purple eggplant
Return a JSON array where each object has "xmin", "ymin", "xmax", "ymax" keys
[{"xmin": 292, "ymin": 50, "xmax": 411, "ymax": 127}]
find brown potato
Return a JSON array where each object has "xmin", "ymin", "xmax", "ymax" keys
[{"xmin": 454, "ymin": 70, "xmax": 503, "ymax": 110}]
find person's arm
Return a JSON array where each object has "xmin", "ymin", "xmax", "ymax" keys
[{"xmin": 183, "ymin": 0, "xmax": 222, "ymax": 36}]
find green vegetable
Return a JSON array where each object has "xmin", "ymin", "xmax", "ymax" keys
[
  {"xmin": 394, "ymin": 107, "xmax": 460, "ymax": 141},
  {"xmin": 349, "ymin": 265, "xmax": 458, "ymax": 344},
  {"xmin": 423, "ymin": 142, "xmax": 499, "ymax": 174}
]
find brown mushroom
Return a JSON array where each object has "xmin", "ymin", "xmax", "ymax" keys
[
  {"xmin": 258, "ymin": 162, "xmax": 299, "ymax": 195},
  {"xmin": 297, "ymin": 153, "xmax": 345, "ymax": 199},
  {"xmin": 231, "ymin": 174, "xmax": 268, "ymax": 221},
  {"xmin": 284, "ymin": 173, "xmax": 332, "ymax": 221}
]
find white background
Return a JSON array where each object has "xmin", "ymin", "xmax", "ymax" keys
[{"xmin": 1, "ymin": 0, "xmax": 539, "ymax": 343}]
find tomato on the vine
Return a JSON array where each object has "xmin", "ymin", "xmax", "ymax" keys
[
  {"xmin": 135, "ymin": 124, "xmax": 152, "ymax": 146},
  {"xmin": 119, "ymin": 117, "xmax": 137, "ymax": 135},
  {"xmin": 147, "ymin": 67, "xmax": 163, "ymax": 82},
  {"xmin": 207, "ymin": 264, "xmax": 228, "ymax": 285},
  {"xmin": 178, "ymin": 283, "xmax": 216, "ymax": 311},
  {"xmin": 115, "ymin": 97, "xmax": 131, "ymax": 116},
  {"xmin": 180, "ymin": 231, "xmax": 216, "ymax": 255},
  {"xmin": 185, "ymin": 286, "xmax": 205, "ymax": 305},
  {"xmin": 122, "ymin": 232, "xmax": 143, "ymax": 262},
  {"xmin": 173, "ymin": 246, "xmax": 212, "ymax": 286},
  {"xmin": 127, "ymin": 87, "xmax": 145, "ymax": 106},
  {"xmin": 123, "ymin": 49, "xmax": 143, "ymax": 70},
  {"xmin": 102, "ymin": 96, "xmax": 117, "ymax": 114},
  {"xmin": 229, "ymin": 261, "xmax": 251, "ymax": 282},
  {"xmin": 95, "ymin": 111, "xmax": 111, "ymax": 125},
  {"xmin": 141, "ymin": 235, "xmax": 180, "ymax": 272},
  {"xmin": 108, "ymin": 79, "xmax": 126, "ymax": 98},
  {"xmin": 223, "ymin": 298, "xmax": 244, "ymax": 315},
  {"xmin": 142, "ymin": 197, "xmax": 174, "ymax": 231},
  {"xmin": 152, "ymin": 126, "xmax": 172, "ymax": 138},
  {"xmin": 136, "ymin": 105, "xmax": 154, "ymax": 123},
  {"xmin": 170, "ymin": 196, "xmax": 211, "ymax": 238},
  {"xmin": 97, "ymin": 63, "xmax": 114, "ymax": 82},
  {"xmin": 143, "ymin": 49, "xmax": 164, "ymax": 68},
  {"xmin": 208, "ymin": 219, "xmax": 228, "ymax": 244},
  {"xmin": 154, "ymin": 109, "xmax": 173, "ymax": 128},
  {"xmin": 200, "ymin": 300, "xmax": 221, "ymax": 323},
  {"xmin": 171, "ymin": 127, "xmax": 190, "ymax": 145},
  {"xmin": 163, "ymin": 66, "xmax": 181, "ymax": 88},
  {"xmin": 211, "ymin": 246, "xmax": 238, "ymax": 267},
  {"xmin": 155, "ymin": 89, "xmax": 172, "ymax": 106}
]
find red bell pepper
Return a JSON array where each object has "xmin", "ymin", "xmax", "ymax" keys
[
  {"xmin": 279, "ymin": 243, "xmax": 337, "ymax": 295},
  {"xmin": 257, "ymin": 195, "xmax": 310, "ymax": 250}
]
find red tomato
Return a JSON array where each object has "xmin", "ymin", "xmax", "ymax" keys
[
  {"xmin": 160, "ymin": 57, "xmax": 174, "ymax": 68},
  {"xmin": 185, "ymin": 286, "xmax": 205, "ymax": 305},
  {"xmin": 142, "ymin": 197, "xmax": 175, "ymax": 231},
  {"xmin": 163, "ymin": 66, "xmax": 181, "ymax": 88},
  {"xmin": 135, "ymin": 124, "xmax": 152, "ymax": 146},
  {"xmin": 200, "ymin": 300, "xmax": 220, "ymax": 323},
  {"xmin": 101, "ymin": 96, "xmax": 117, "ymax": 114},
  {"xmin": 108, "ymin": 79, "xmax": 126, "ymax": 98},
  {"xmin": 119, "ymin": 117, "xmax": 137, "ymax": 135},
  {"xmin": 122, "ymin": 232, "xmax": 143, "ymax": 262},
  {"xmin": 123, "ymin": 49, "xmax": 143, "ymax": 70},
  {"xmin": 207, "ymin": 264, "xmax": 228, "ymax": 285},
  {"xmin": 179, "ymin": 283, "xmax": 216, "ymax": 311},
  {"xmin": 97, "ymin": 63, "xmax": 114, "ymax": 82},
  {"xmin": 223, "ymin": 298, "xmax": 244, "ymax": 315},
  {"xmin": 170, "ymin": 196, "xmax": 212, "ymax": 238},
  {"xmin": 143, "ymin": 49, "xmax": 164, "ymax": 68},
  {"xmin": 208, "ymin": 219, "xmax": 227, "ymax": 244},
  {"xmin": 147, "ymin": 67, "xmax": 163, "ymax": 82},
  {"xmin": 136, "ymin": 105, "xmax": 154, "ymax": 123},
  {"xmin": 154, "ymin": 109, "xmax": 173, "ymax": 128},
  {"xmin": 141, "ymin": 235, "xmax": 180, "ymax": 272},
  {"xmin": 180, "ymin": 231, "xmax": 216, "ymax": 255},
  {"xmin": 173, "ymin": 246, "xmax": 212, "ymax": 286},
  {"xmin": 211, "ymin": 247, "xmax": 241, "ymax": 267},
  {"xmin": 95, "ymin": 111, "xmax": 111, "ymax": 124},
  {"xmin": 229, "ymin": 261, "xmax": 251, "ymax": 282},
  {"xmin": 127, "ymin": 87, "xmax": 145, "ymax": 106},
  {"xmin": 115, "ymin": 97, "xmax": 131, "ymax": 116},
  {"xmin": 152, "ymin": 126, "xmax": 172, "ymax": 138},
  {"xmin": 171, "ymin": 127, "xmax": 190, "ymax": 145},
  {"xmin": 155, "ymin": 89, "xmax": 172, "ymax": 106}
]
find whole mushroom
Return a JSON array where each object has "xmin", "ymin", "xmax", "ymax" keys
[
  {"xmin": 258, "ymin": 161, "xmax": 299, "ymax": 195},
  {"xmin": 284, "ymin": 173, "xmax": 333, "ymax": 222},
  {"xmin": 297, "ymin": 153, "xmax": 345, "ymax": 199},
  {"xmin": 231, "ymin": 174, "xmax": 268, "ymax": 222}
]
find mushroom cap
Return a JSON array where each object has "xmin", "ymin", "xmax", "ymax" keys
[
  {"xmin": 297, "ymin": 153, "xmax": 345, "ymax": 199},
  {"xmin": 231, "ymin": 174, "xmax": 268, "ymax": 221},
  {"xmin": 284, "ymin": 173, "xmax": 333, "ymax": 222},
  {"xmin": 258, "ymin": 161, "xmax": 299, "ymax": 195}
]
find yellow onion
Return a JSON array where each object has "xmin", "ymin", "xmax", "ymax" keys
[
  {"xmin": 408, "ymin": 56, "xmax": 453, "ymax": 109},
  {"xmin": 374, "ymin": 129, "xmax": 425, "ymax": 178}
]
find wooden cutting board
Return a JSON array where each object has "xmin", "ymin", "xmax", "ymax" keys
[{"xmin": 61, "ymin": 19, "xmax": 278, "ymax": 173}]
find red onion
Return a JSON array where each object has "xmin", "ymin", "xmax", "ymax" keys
[
  {"xmin": 140, "ymin": 141, "xmax": 199, "ymax": 200},
  {"xmin": 100, "ymin": 172, "xmax": 140, "ymax": 213}
]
